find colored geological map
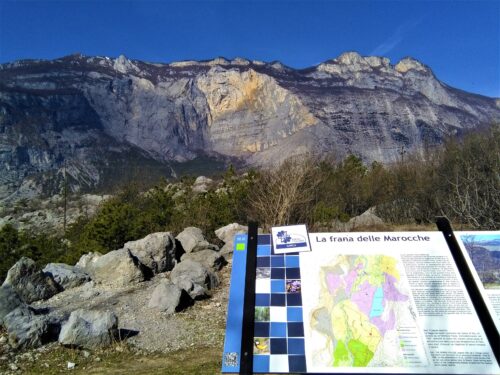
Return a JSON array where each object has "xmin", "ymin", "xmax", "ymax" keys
[{"xmin": 309, "ymin": 255, "xmax": 417, "ymax": 368}]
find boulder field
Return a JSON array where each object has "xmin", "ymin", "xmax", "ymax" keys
[{"xmin": 0, "ymin": 223, "xmax": 247, "ymax": 355}]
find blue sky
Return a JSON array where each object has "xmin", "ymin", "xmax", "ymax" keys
[
  {"xmin": 464, "ymin": 234, "xmax": 500, "ymax": 244},
  {"xmin": 1, "ymin": 0, "xmax": 499, "ymax": 97}
]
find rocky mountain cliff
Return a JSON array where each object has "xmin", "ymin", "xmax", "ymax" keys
[{"xmin": 1, "ymin": 52, "xmax": 499, "ymax": 201}]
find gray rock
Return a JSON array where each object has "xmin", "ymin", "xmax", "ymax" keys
[
  {"xmin": 176, "ymin": 227, "xmax": 218, "ymax": 253},
  {"xmin": 79, "ymin": 282, "xmax": 100, "ymax": 300},
  {"xmin": 192, "ymin": 176, "xmax": 213, "ymax": 194},
  {"xmin": 148, "ymin": 280, "xmax": 192, "ymax": 314},
  {"xmin": 3, "ymin": 307, "xmax": 49, "ymax": 349},
  {"xmin": 0, "ymin": 285, "xmax": 27, "ymax": 324},
  {"xmin": 329, "ymin": 208, "xmax": 385, "ymax": 232},
  {"xmin": 214, "ymin": 223, "xmax": 247, "ymax": 243},
  {"xmin": 196, "ymin": 243, "xmax": 219, "ymax": 252},
  {"xmin": 347, "ymin": 208, "xmax": 385, "ymax": 229},
  {"xmin": 194, "ymin": 176, "xmax": 213, "ymax": 185},
  {"xmin": 58, "ymin": 309, "xmax": 118, "ymax": 349},
  {"xmin": 124, "ymin": 232, "xmax": 180, "ymax": 274},
  {"xmin": 181, "ymin": 249, "xmax": 227, "ymax": 271},
  {"xmin": 170, "ymin": 260, "xmax": 219, "ymax": 299},
  {"xmin": 90, "ymin": 249, "xmax": 146, "ymax": 287},
  {"xmin": 75, "ymin": 252, "xmax": 102, "ymax": 274},
  {"xmin": 2, "ymin": 257, "xmax": 60, "ymax": 303},
  {"xmin": 215, "ymin": 223, "xmax": 247, "ymax": 255},
  {"xmin": 174, "ymin": 279, "xmax": 207, "ymax": 300},
  {"xmin": 176, "ymin": 227, "xmax": 205, "ymax": 253},
  {"xmin": 43, "ymin": 263, "xmax": 91, "ymax": 290}
]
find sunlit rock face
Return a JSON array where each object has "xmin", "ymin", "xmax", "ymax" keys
[
  {"xmin": 197, "ymin": 67, "xmax": 316, "ymax": 156},
  {"xmin": 0, "ymin": 52, "xmax": 498, "ymax": 200}
]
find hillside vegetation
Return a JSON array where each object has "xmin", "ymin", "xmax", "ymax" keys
[{"xmin": 1, "ymin": 125, "xmax": 499, "ymax": 281}]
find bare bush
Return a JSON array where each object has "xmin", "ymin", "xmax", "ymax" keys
[
  {"xmin": 439, "ymin": 125, "xmax": 500, "ymax": 228},
  {"xmin": 248, "ymin": 156, "xmax": 320, "ymax": 230}
]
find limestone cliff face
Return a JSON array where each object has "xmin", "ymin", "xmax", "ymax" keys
[
  {"xmin": 0, "ymin": 88, "xmax": 103, "ymax": 200},
  {"xmin": 0, "ymin": 52, "xmax": 498, "ymax": 200},
  {"xmin": 197, "ymin": 68, "xmax": 316, "ymax": 155},
  {"xmin": 82, "ymin": 75, "xmax": 209, "ymax": 162}
]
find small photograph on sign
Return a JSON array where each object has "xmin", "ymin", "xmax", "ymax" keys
[
  {"xmin": 459, "ymin": 233, "xmax": 500, "ymax": 289},
  {"xmin": 254, "ymin": 338, "xmax": 270, "ymax": 354},
  {"xmin": 271, "ymin": 224, "xmax": 311, "ymax": 254},
  {"xmin": 286, "ymin": 279, "xmax": 301, "ymax": 293}
]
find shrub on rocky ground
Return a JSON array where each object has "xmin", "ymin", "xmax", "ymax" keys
[{"xmin": 1, "ymin": 127, "xmax": 498, "ymax": 283}]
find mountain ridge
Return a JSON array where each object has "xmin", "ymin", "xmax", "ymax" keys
[
  {"xmin": 0, "ymin": 51, "xmax": 499, "ymax": 201},
  {"xmin": 3, "ymin": 51, "xmax": 498, "ymax": 100},
  {"xmin": 1, "ymin": 51, "xmax": 494, "ymax": 95}
]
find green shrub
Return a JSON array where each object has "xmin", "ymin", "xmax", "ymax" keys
[
  {"xmin": 66, "ymin": 184, "xmax": 176, "ymax": 260},
  {"xmin": 2, "ymin": 126, "xmax": 498, "ymax": 279},
  {"xmin": 0, "ymin": 224, "xmax": 64, "ymax": 282},
  {"xmin": 66, "ymin": 169, "xmax": 255, "ymax": 258}
]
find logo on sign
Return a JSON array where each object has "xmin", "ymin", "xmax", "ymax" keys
[{"xmin": 276, "ymin": 230, "xmax": 307, "ymax": 249}]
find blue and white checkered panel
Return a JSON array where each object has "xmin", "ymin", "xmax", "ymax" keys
[{"xmin": 253, "ymin": 235, "xmax": 307, "ymax": 373}]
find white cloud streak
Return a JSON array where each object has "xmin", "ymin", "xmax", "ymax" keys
[{"xmin": 370, "ymin": 18, "xmax": 423, "ymax": 56}]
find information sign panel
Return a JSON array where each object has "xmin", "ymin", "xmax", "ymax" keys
[
  {"xmin": 455, "ymin": 231, "xmax": 500, "ymax": 333},
  {"xmin": 222, "ymin": 231, "xmax": 500, "ymax": 374}
]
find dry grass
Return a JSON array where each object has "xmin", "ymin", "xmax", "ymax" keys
[{"xmin": 3, "ymin": 345, "xmax": 223, "ymax": 375}]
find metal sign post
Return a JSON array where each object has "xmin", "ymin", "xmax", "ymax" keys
[
  {"xmin": 436, "ymin": 217, "xmax": 499, "ymax": 364},
  {"xmin": 239, "ymin": 222, "xmax": 258, "ymax": 374}
]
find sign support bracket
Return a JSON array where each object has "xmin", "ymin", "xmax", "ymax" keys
[{"xmin": 239, "ymin": 221, "xmax": 258, "ymax": 374}]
